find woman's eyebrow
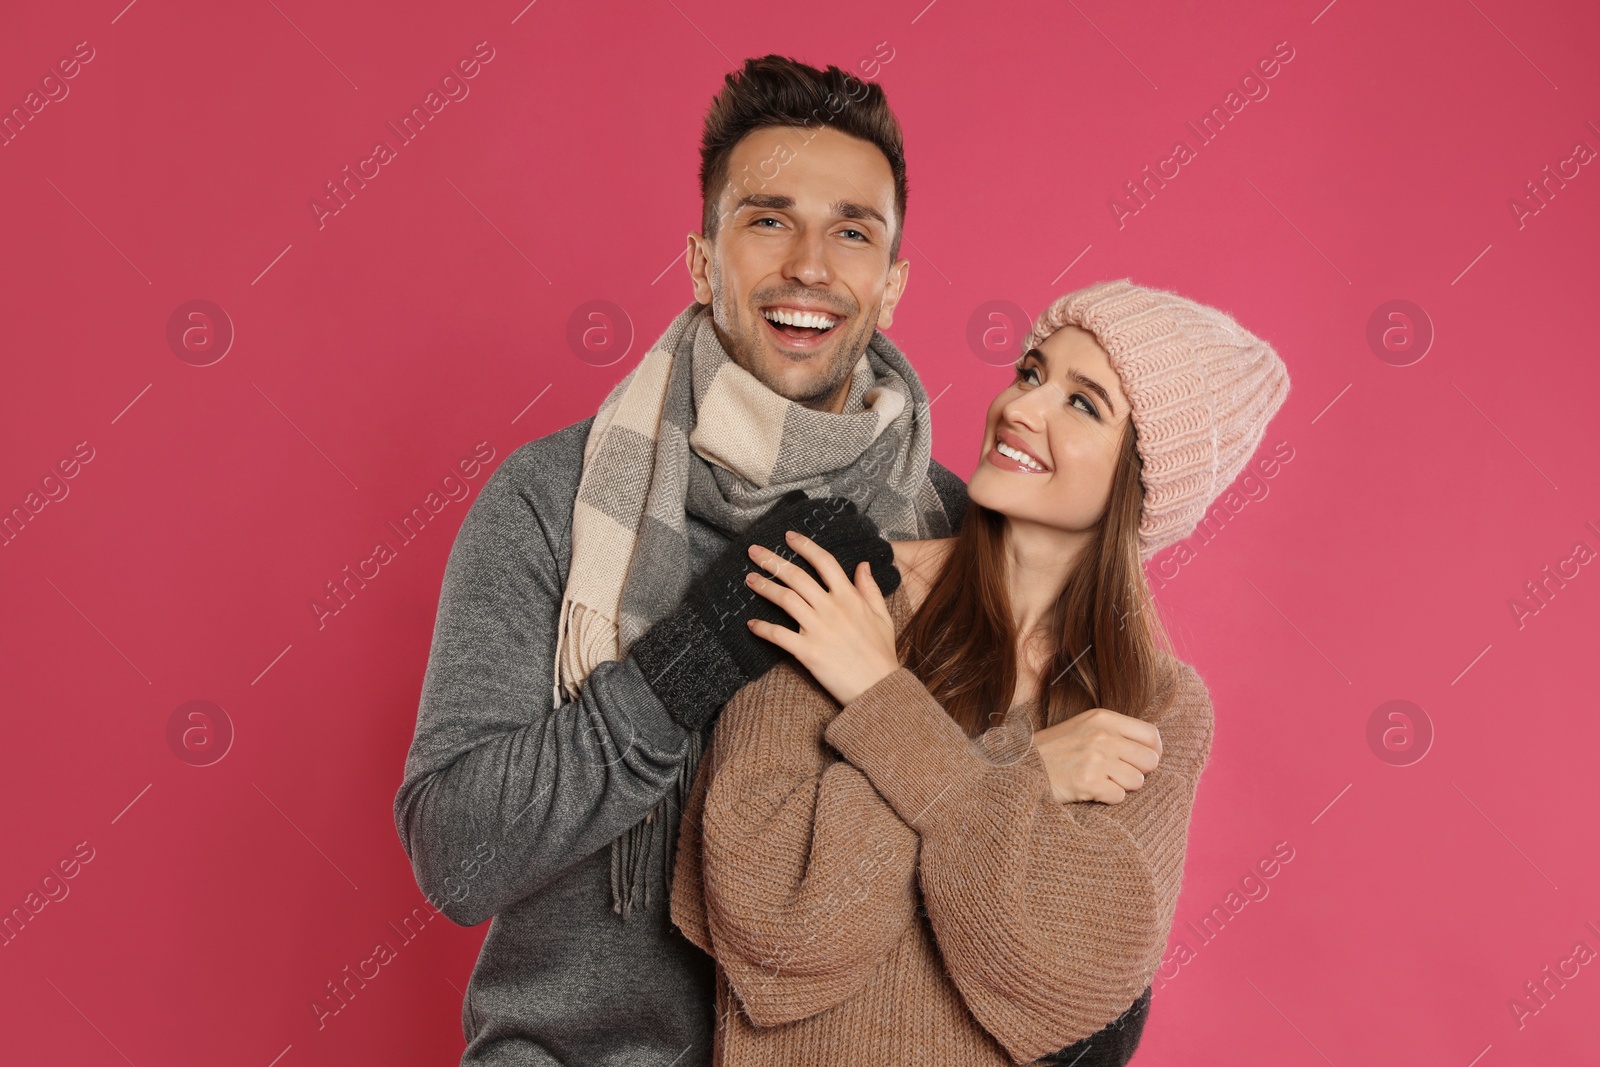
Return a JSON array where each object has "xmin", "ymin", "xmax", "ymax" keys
[{"xmin": 1025, "ymin": 347, "xmax": 1118, "ymax": 417}]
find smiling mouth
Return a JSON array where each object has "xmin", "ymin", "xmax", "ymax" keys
[
  {"xmin": 994, "ymin": 440, "xmax": 1047, "ymax": 471},
  {"xmin": 989, "ymin": 430, "xmax": 1052, "ymax": 473},
  {"xmin": 761, "ymin": 306, "xmax": 840, "ymax": 343}
]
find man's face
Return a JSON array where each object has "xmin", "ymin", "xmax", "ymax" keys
[{"xmin": 687, "ymin": 125, "xmax": 910, "ymax": 413}]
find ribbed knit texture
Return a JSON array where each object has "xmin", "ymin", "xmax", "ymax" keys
[
  {"xmin": 669, "ymin": 583, "xmax": 1215, "ymax": 1066},
  {"xmin": 1023, "ymin": 279, "xmax": 1290, "ymax": 560}
]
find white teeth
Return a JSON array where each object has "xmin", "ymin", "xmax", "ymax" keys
[
  {"xmin": 763, "ymin": 307, "xmax": 838, "ymax": 330},
  {"xmin": 996, "ymin": 441, "xmax": 1045, "ymax": 471}
]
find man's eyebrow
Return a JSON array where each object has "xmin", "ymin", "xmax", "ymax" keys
[
  {"xmin": 734, "ymin": 193, "xmax": 795, "ymax": 213},
  {"xmin": 732, "ymin": 193, "xmax": 887, "ymax": 229},
  {"xmin": 831, "ymin": 200, "xmax": 887, "ymax": 227},
  {"xmin": 1023, "ymin": 347, "xmax": 1118, "ymax": 417}
]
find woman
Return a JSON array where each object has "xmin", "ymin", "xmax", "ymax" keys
[{"xmin": 668, "ymin": 279, "xmax": 1290, "ymax": 1065}]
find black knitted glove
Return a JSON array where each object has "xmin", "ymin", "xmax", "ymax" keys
[
  {"xmin": 715, "ymin": 490, "xmax": 904, "ymax": 680},
  {"xmin": 628, "ymin": 490, "xmax": 903, "ymax": 732},
  {"xmin": 1032, "ymin": 984, "xmax": 1151, "ymax": 1066}
]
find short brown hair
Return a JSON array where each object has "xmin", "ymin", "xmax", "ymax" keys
[{"xmin": 699, "ymin": 55, "xmax": 908, "ymax": 260}]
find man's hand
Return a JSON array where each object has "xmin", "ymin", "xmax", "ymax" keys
[
  {"xmin": 629, "ymin": 491, "xmax": 900, "ymax": 733},
  {"xmin": 1032, "ymin": 708, "xmax": 1163, "ymax": 804},
  {"xmin": 743, "ymin": 531, "xmax": 901, "ymax": 707}
]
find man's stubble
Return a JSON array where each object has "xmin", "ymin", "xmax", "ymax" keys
[{"xmin": 706, "ymin": 254, "xmax": 881, "ymax": 411}]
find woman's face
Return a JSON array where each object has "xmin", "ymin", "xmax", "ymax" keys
[{"xmin": 966, "ymin": 324, "xmax": 1133, "ymax": 535}]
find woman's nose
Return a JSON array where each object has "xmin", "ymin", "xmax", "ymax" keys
[{"xmin": 1001, "ymin": 388, "xmax": 1050, "ymax": 429}]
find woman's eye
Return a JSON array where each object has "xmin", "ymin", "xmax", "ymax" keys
[{"xmin": 1013, "ymin": 363, "xmax": 1099, "ymax": 419}]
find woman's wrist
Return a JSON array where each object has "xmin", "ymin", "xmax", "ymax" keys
[{"xmin": 832, "ymin": 657, "xmax": 902, "ymax": 708}]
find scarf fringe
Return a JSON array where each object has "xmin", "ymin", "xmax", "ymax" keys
[
  {"xmin": 612, "ymin": 725, "xmax": 705, "ymax": 919},
  {"xmin": 554, "ymin": 598, "xmax": 618, "ymax": 708}
]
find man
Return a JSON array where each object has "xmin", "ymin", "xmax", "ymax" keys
[{"xmin": 393, "ymin": 55, "xmax": 967, "ymax": 1066}]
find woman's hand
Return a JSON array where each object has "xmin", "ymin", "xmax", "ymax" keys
[
  {"xmin": 742, "ymin": 529, "xmax": 901, "ymax": 707},
  {"xmin": 1032, "ymin": 708, "xmax": 1163, "ymax": 804}
]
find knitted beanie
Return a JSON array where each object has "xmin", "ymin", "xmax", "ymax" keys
[{"xmin": 1022, "ymin": 279, "xmax": 1290, "ymax": 560}]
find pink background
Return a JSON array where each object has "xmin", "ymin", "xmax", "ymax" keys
[{"xmin": 3, "ymin": 0, "xmax": 1598, "ymax": 1063}]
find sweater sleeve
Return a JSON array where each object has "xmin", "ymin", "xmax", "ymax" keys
[
  {"xmin": 823, "ymin": 661, "xmax": 1215, "ymax": 1064},
  {"xmin": 673, "ymin": 659, "xmax": 922, "ymax": 1027},
  {"xmin": 392, "ymin": 443, "xmax": 698, "ymax": 927}
]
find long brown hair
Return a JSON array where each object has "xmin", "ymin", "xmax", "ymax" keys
[{"xmin": 899, "ymin": 418, "xmax": 1174, "ymax": 737}]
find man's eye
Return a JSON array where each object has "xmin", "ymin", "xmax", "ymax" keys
[
  {"xmin": 838, "ymin": 228, "xmax": 868, "ymax": 241},
  {"xmin": 753, "ymin": 217, "xmax": 782, "ymax": 228}
]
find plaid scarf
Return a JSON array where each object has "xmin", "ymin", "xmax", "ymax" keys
[{"xmin": 556, "ymin": 300, "xmax": 952, "ymax": 917}]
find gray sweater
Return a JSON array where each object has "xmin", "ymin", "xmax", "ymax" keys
[{"xmin": 394, "ymin": 415, "xmax": 969, "ymax": 1067}]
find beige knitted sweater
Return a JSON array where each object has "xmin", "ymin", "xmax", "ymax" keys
[{"xmin": 669, "ymin": 582, "xmax": 1215, "ymax": 1065}]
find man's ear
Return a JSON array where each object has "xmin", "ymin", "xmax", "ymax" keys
[
  {"xmin": 876, "ymin": 256, "xmax": 911, "ymax": 330},
  {"xmin": 687, "ymin": 232, "xmax": 714, "ymax": 304}
]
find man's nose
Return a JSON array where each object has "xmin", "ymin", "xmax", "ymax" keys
[{"xmin": 781, "ymin": 225, "xmax": 833, "ymax": 288}]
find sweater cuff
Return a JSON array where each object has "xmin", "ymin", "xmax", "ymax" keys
[{"xmin": 823, "ymin": 667, "xmax": 1009, "ymax": 829}]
